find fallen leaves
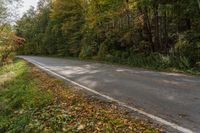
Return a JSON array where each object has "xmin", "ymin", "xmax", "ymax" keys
[
  {"xmin": 26, "ymin": 64, "xmax": 164, "ymax": 132},
  {"xmin": 77, "ymin": 124, "xmax": 85, "ymax": 130}
]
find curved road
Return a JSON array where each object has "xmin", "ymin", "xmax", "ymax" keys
[{"xmin": 20, "ymin": 56, "xmax": 200, "ymax": 133}]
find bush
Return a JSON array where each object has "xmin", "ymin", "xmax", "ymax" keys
[
  {"xmin": 173, "ymin": 32, "xmax": 200, "ymax": 67},
  {"xmin": 97, "ymin": 43, "xmax": 109, "ymax": 60},
  {"xmin": 79, "ymin": 43, "xmax": 98, "ymax": 59}
]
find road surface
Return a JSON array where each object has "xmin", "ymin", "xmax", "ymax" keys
[{"xmin": 19, "ymin": 56, "xmax": 200, "ymax": 133}]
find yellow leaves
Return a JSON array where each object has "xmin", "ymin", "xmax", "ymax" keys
[
  {"xmin": 28, "ymin": 64, "xmax": 162, "ymax": 132},
  {"xmin": 95, "ymin": 127, "xmax": 101, "ymax": 131},
  {"xmin": 77, "ymin": 124, "xmax": 85, "ymax": 130},
  {"xmin": 123, "ymin": 119, "xmax": 129, "ymax": 125},
  {"xmin": 62, "ymin": 127, "xmax": 68, "ymax": 132}
]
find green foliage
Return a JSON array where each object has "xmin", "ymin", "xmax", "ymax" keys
[
  {"xmin": 0, "ymin": 60, "xmax": 53, "ymax": 132},
  {"xmin": 97, "ymin": 43, "xmax": 109, "ymax": 60},
  {"xmin": 0, "ymin": 24, "xmax": 22, "ymax": 65},
  {"xmin": 15, "ymin": 0, "xmax": 200, "ymax": 73},
  {"xmin": 79, "ymin": 44, "xmax": 97, "ymax": 59},
  {"xmin": 0, "ymin": 0, "xmax": 22, "ymax": 65},
  {"xmin": 173, "ymin": 32, "xmax": 200, "ymax": 67}
]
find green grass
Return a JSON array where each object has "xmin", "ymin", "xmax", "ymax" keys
[
  {"xmin": 0, "ymin": 60, "xmax": 162, "ymax": 132},
  {"xmin": 0, "ymin": 60, "xmax": 53, "ymax": 133}
]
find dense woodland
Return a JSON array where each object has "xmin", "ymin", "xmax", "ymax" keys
[{"xmin": 16, "ymin": 0, "xmax": 200, "ymax": 71}]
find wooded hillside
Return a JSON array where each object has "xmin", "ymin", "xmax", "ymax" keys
[{"xmin": 16, "ymin": 0, "xmax": 200, "ymax": 71}]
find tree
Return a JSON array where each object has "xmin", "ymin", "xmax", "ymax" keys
[
  {"xmin": 197, "ymin": 0, "xmax": 200, "ymax": 10},
  {"xmin": 0, "ymin": 0, "xmax": 22, "ymax": 65},
  {"xmin": 16, "ymin": 0, "xmax": 200, "ymax": 68},
  {"xmin": 0, "ymin": 25, "xmax": 24, "ymax": 64},
  {"xmin": 50, "ymin": 0, "xmax": 85, "ymax": 56},
  {"xmin": 0, "ymin": 0, "xmax": 21, "ymax": 24}
]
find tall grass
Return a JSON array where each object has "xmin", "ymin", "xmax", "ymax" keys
[{"xmin": 0, "ymin": 60, "xmax": 53, "ymax": 133}]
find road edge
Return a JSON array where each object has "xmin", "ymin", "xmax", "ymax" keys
[{"xmin": 19, "ymin": 56, "xmax": 195, "ymax": 133}]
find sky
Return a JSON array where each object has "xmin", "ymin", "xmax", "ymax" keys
[{"xmin": 19, "ymin": 0, "xmax": 39, "ymax": 17}]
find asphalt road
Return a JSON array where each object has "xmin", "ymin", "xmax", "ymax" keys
[{"xmin": 19, "ymin": 56, "xmax": 200, "ymax": 133}]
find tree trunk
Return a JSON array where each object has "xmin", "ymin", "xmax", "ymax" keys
[
  {"xmin": 153, "ymin": 1, "xmax": 160, "ymax": 52},
  {"xmin": 163, "ymin": 9, "xmax": 168, "ymax": 52},
  {"xmin": 176, "ymin": 0, "xmax": 181, "ymax": 33},
  {"xmin": 144, "ymin": 7, "xmax": 154, "ymax": 52},
  {"xmin": 197, "ymin": 0, "xmax": 200, "ymax": 10}
]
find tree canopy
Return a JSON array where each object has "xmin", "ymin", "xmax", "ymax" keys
[{"xmin": 16, "ymin": 0, "xmax": 200, "ymax": 70}]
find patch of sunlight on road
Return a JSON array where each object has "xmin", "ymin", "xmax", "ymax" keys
[{"xmin": 0, "ymin": 72, "xmax": 16, "ymax": 86}]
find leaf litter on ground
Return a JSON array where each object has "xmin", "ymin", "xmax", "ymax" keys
[
  {"xmin": 29, "ymin": 62, "xmax": 164, "ymax": 133},
  {"xmin": 0, "ymin": 60, "xmax": 164, "ymax": 132}
]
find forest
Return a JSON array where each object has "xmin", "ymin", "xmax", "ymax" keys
[
  {"xmin": 16, "ymin": 0, "xmax": 200, "ymax": 72},
  {"xmin": 1, "ymin": 0, "xmax": 200, "ymax": 132}
]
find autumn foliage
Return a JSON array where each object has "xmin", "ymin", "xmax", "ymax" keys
[
  {"xmin": 16, "ymin": 0, "xmax": 200, "ymax": 71},
  {"xmin": 0, "ymin": 26, "xmax": 25, "ymax": 65}
]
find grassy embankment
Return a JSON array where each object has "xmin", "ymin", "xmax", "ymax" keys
[{"xmin": 0, "ymin": 59, "xmax": 162, "ymax": 132}]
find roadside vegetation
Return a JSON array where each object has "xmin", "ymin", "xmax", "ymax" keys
[
  {"xmin": 0, "ymin": 59, "xmax": 163, "ymax": 132},
  {"xmin": 15, "ymin": 0, "xmax": 200, "ymax": 74},
  {"xmin": 0, "ymin": 0, "xmax": 24, "ymax": 66}
]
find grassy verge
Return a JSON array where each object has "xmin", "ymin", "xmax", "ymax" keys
[{"xmin": 0, "ymin": 60, "xmax": 163, "ymax": 132}]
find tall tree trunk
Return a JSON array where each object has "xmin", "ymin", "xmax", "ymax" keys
[
  {"xmin": 176, "ymin": 0, "xmax": 181, "ymax": 33},
  {"xmin": 125, "ymin": 0, "xmax": 130, "ymax": 28},
  {"xmin": 163, "ymin": 9, "xmax": 168, "ymax": 52},
  {"xmin": 197, "ymin": 0, "xmax": 200, "ymax": 10},
  {"xmin": 144, "ymin": 7, "xmax": 154, "ymax": 52},
  {"xmin": 153, "ymin": 1, "xmax": 160, "ymax": 52}
]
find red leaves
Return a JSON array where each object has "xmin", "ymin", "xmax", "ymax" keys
[{"xmin": 10, "ymin": 32, "xmax": 25, "ymax": 46}]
